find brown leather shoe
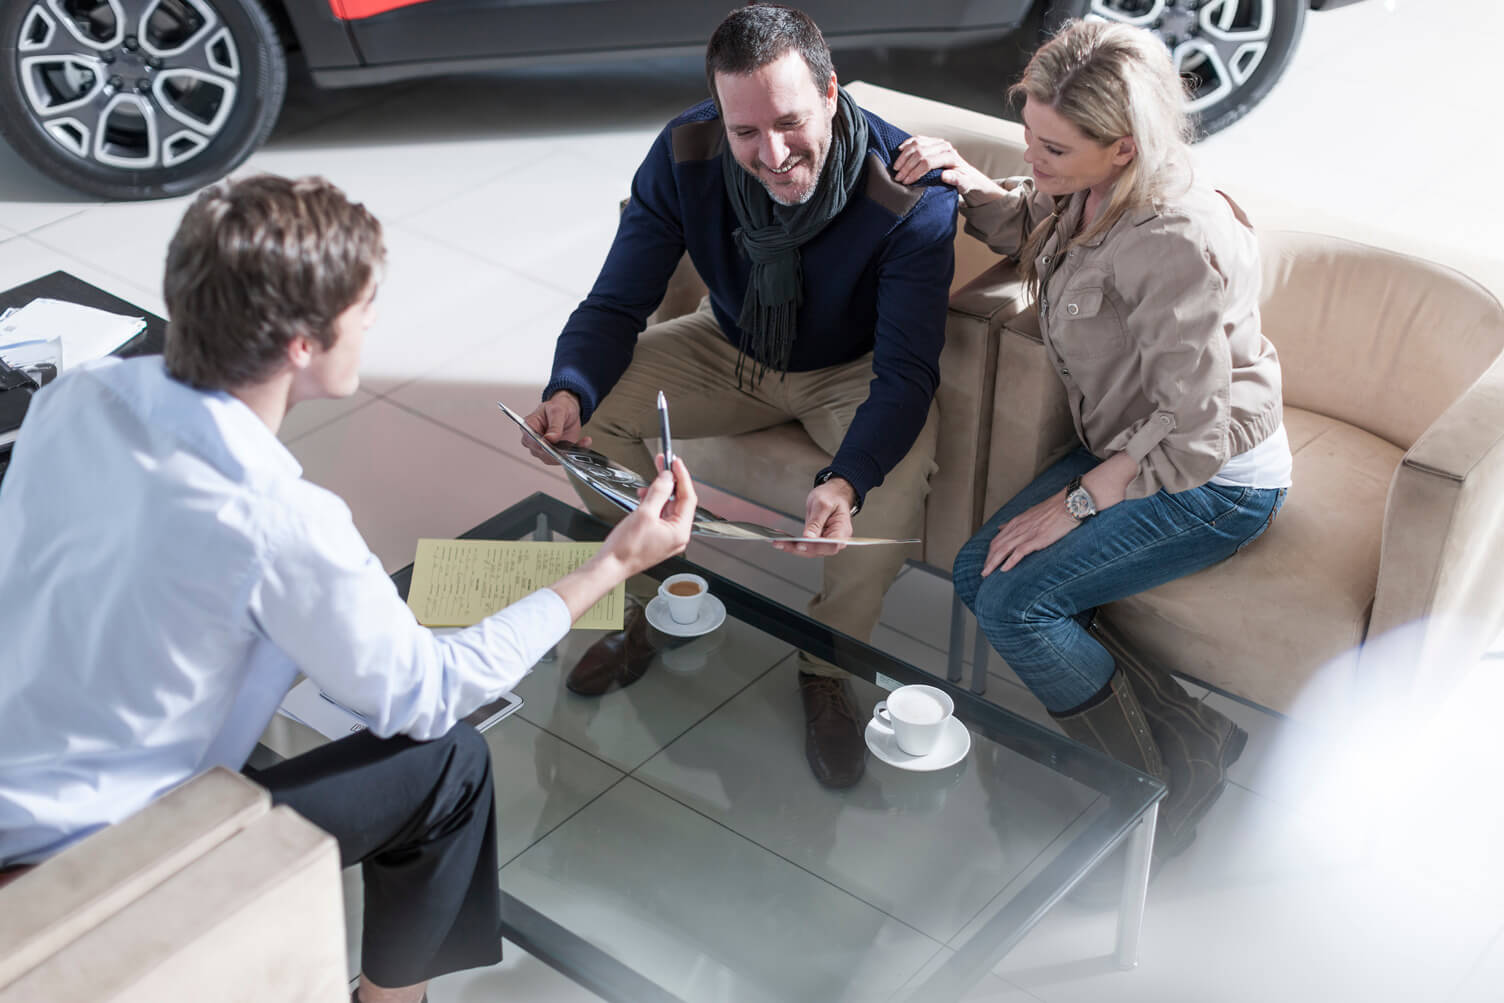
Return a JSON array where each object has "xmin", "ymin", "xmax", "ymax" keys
[
  {"xmin": 566, "ymin": 600, "xmax": 658, "ymax": 696},
  {"xmin": 798, "ymin": 672, "xmax": 866, "ymax": 788}
]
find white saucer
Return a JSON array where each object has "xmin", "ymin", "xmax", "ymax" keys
[
  {"xmin": 864, "ymin": 716, "xmax": 971, "ymax": 771},
  {"xmin": 644, "ymin": 594, "xmax": 727, "ymax": 638}
]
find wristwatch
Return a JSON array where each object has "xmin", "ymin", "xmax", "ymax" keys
[
  {"xmin": 813, "ymin": 470, "xmax": 861, "ymax": 517},
  {"xmin": 1064, "ymin": 476, "xmax": 1097, "ymax": 522}
]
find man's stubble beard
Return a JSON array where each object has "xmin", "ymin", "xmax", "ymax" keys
[{"xmin": 755, "ymin": 133, "xmax": 832, "ymax": 207}]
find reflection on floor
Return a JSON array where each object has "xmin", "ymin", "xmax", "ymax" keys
[{"xmin": 3, "ymin": 2, "xmax": 1503, "ymax": 999}]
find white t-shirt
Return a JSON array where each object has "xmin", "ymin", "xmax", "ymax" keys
[{"xmin": 1210, "ymin": 422, "xmax": 1293, "ymax": 489}]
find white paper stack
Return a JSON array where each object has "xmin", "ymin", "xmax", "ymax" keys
[
  {"xmin": 0, "ymin": 297, "xmax": 146, "ymax": 370},
  {"xmin": 276, "ymin": 679, "xmax": 370, "ymax": 741}
]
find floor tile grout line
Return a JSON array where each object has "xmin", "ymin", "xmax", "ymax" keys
[
  {"xmin": 942, "ymin": 798, "xmax": 1102, "ymax": 955},
  {"xmin": 376, "ymin": 394, "xmax": 573, "ymax": 485},
  {"xmin": 279, "ymin": 394, "xmax": 382, "ymax": 446},
  {"xmin": 606, "ymin": 649, "xmax": 1019, "ymax": 954},
  {"xmin": 380, "ymin": 216, "xmax": 592, "ymax": 303},
  {"xmin": 1442, "ymin": 917, "xmax": 1504, "ymax": 1002},
  {"xmin": 493, "ymin": 700, "xmax": 693, "ymax": 873},
  {"xmin": 496, "ymin": 647, "xmax": 797, "ymax": 869},
  {"xmin": 619, "ymin": 763, "xmax": 951, "ymax": 953},
  {"xmin": 385, "ymin": 143, "xmax": 573, "ymax": 225},
  {"xmin": 7, "ymin": 207, "xmax": 94, "ymax": 240},
  {"xmin": 20, "ymin": 230, "xmax": 165, "ymax": 304}
]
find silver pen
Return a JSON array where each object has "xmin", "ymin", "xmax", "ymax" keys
[{"xmin": 657, "ymin": 390, "xmax": 674, "ymax": 472}]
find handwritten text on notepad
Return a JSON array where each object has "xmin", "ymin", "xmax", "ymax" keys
[{"xmin": 407, "ymin": 539, "xmax": 623, "ymax": 630}]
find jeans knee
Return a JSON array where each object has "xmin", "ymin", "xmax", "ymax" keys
[{"xmin": 952, "ymin": 540, "xmax": 988, "ymax": 609}]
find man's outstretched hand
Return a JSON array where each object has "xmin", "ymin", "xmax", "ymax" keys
[
  {"xmin": 522, "ymin": 390, "xmax": 589, "ymax": 464},
  {"xmin": 551, "ymin": 456, "xmax": 698, "ymax": 622},
  {"xmin": 773, "ymin": 476, "xmax": 855, "ymax": 558}
]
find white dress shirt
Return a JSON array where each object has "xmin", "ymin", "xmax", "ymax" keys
[{"xmin": 0, "ymin": 357, "xmax": 571, "ymax": 866}]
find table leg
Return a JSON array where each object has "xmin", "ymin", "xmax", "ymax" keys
[
  {"xmin": 970, "ymin": 621, "xmax": 991, "ymax": 695},
  {"xmin": 946, "ymin": 594, "xmax": 966, "ymax": 684},
  {"xmin": 535, "ymin": 513, "xmax": 557, "ymax": 663},
  {"xmin": 1114, "ymin": 801, "xmax": 1157, "ymax": 969}
]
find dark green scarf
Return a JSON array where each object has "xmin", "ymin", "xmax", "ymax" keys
[{"xmin": 723, "ymin": 86, "xmax": 869, "ymax": 386}]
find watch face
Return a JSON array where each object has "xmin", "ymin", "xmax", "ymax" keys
[{"xmin": 1066, "ymin": 487, "xmax": 1096, "ymax": 520}]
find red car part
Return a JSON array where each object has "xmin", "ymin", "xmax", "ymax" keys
[{"xmin": 328, "ymin": 0, "xmax": 433, "ymax": 19}]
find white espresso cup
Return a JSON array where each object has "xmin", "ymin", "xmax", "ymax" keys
[
  {"xmin": 871, "ymin": 684, "xmax": 954, "ymax": 757},
  {"xmin": 658, "ymin": 573, "xmax": 708, "ymax": 625}
]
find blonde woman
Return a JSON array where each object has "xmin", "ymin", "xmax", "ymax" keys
[{"xmin": 895, "ymin": 20, "xmax": 1290, "ymax": 869}]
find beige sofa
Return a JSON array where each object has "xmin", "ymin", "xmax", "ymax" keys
[
  {"xmin": 661, "ymin": 82, "xmax": 1504, "ymax": 719},
  {"xmin": 0, "ymin": 768, "xmax": 348, "ymax": 1003}
]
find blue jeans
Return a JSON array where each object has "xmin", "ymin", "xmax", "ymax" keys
[{"xmin": 953, "ymin": 448, "xmax": 1286, "ymax": 713}]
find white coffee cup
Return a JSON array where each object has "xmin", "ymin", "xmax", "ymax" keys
[
  {"xmin": 871, "ymin": 684, "xmax": 954, "ymax": 757},
  {"xmin": 658, "ymin": 573, "xmax": 708, "ymax": 625}
]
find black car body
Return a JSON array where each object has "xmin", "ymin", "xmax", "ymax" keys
[{"xmin": 2, "ymin": 0, "xmax": 1365, "ymax": 201}]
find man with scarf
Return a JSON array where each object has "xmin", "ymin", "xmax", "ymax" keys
[{"xmin": 524, "ymin": 3, "xmax": 956, "ymax": 788}]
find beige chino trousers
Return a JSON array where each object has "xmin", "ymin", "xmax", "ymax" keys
[{"xmin": 577, "ymin": 300, "xmax": 938, "ymax": 676}]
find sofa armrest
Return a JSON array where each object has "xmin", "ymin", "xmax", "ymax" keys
[
  {"xmin": 0, "ymin": 767, "xmax": 268, "ymax": 989},
  {"xmin": 1365, "ymin": 354, "xmax": 1504, "ymax": 692},
  {"xmin": 923, "ymin": 260, "xmax": 1031, "ymax": 568},
  {"xmin": 979, "ymin": 306, "xmax": 1078, "ymax": 520}
]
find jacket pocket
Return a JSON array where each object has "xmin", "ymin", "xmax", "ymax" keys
[{"xmin": 1048, "ymin": 276, "xmax": 1125, "ymax": 360}]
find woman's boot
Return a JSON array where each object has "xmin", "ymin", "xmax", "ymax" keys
[
  {"xmin": 1110, "ymin": 645, "xmax": 1248, "ymax": 859},
  {"xmin": 1050, "ymin": 669, "xmax": 1168, "ymax": 785},
  {"xmin": 1050, "ymin": 668, "xmax": 1169, "ymax": 904}
]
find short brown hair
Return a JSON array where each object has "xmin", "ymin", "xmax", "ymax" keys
[
  {"xmin": 705, "ymin": 3, "xmax": 834, "ymax": 107},
  {"xmin": 163, "ymin": 174, "xmax": 385, "ymax": 390}
]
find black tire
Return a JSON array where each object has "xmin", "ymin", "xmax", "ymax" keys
[
  {"xmin": 1039, "ymin": 0, "xmax": 1306, "ymax": 138},
  {"xmin": 0, "ymin": 0, "xmax": 287, "ymax": 200}
]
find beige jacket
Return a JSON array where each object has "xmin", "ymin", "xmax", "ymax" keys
[{"xmin": 963, "ymin": 177, "xmax": 1283, "ymax": 498}]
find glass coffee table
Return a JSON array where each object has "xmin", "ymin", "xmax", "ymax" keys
[{"xmin": 265, "ymin": 493, "xmax": 1165, "ymax": 1001}]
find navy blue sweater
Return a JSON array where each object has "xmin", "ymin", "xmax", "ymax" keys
[{"xmin": 545, "ymin": 99, "xmax": 957, "ymax": 501}]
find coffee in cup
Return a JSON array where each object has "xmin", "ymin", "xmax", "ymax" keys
[
  {"xmin": 871, "ymin": 684, "xmax": 955, "ymax": 757},
  {"xmin": 658, "ymin": 573, "xmax": 709, "ymax": 625}
]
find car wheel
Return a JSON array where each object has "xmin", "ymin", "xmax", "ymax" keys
[
  {"xmin": 1041, "ymin": 0, "xmax": 1306, "ymax": 137},
  {"xmin": 0, "ymin": 0, "xmax": 287, "ymax": 200}
]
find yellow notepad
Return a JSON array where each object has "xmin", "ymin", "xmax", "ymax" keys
[{"xmin": 407, "ymin": 539, "xmax": 623, "ymax": 630}]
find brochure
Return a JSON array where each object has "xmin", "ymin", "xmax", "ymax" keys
[{"xmin": 497, "ymin": 401, "xmax": 918, "ymax": 546}]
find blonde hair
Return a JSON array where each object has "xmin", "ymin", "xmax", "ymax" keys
[{"xmin": 1010, "ymin": 20, "xmax": 1193, "ymax": 297}]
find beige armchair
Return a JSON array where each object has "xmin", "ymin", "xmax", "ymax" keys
[
  {"xmin": 978, "ymin": 226, "xmax": 1504, "ymax": 719},
  {"xmin": 0, "ymin": 768, "xmax": 348, "ymax": 1003}
]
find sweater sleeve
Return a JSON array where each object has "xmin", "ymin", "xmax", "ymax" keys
[
  {"xmin": 822, "ymin": 188, "xmax": 957, "ymax": 500},
  {"xmin": 544, "ymin": 127, "xmax": 688, "ymax": 423}
]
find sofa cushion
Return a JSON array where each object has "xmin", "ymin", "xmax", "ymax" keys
[
  {"xmin": 676, "ymin": 422, "xmax": 829, "ymax": 521},
  {"xmin": 1097, "ymin": 407, "xmax": 1402, "ymax": 716}
]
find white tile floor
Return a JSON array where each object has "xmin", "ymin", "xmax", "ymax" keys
[{"xmin": 4, "ymin": 1, "xmax": 1503, "ymax": 1000}]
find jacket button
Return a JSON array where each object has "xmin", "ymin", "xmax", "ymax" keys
[
  {"xmin": 1042, "ymin": 254, "xmax": 1053, "ymax": 265},
  {"xmin": 1067, "ymin": 303, "xmax": 1080, "ymax": 316}
]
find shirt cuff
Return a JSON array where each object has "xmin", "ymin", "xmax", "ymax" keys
[{"xmin": 530, "ymin": 587, "xmax": 574, "ymax": 645}]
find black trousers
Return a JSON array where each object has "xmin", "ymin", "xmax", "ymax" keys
[{"xmin": 245, "ymin": 723, "xmax": 502, "ymax": 987}]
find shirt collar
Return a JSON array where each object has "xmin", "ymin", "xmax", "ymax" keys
[{"xmin": 111, "ymin": 358, "xmax": 303, "ymax": 484}]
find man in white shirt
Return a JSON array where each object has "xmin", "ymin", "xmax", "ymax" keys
[{"xmin": 0, "ymin": 175, "xmax": 697, "ymax": 1003}]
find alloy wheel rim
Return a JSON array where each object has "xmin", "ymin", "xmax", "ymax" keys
[
  {"xmin": 1087, "ymin": 0, "xmax": 1273, "ymax": 114},
  {"xmin": 17, "ymin": 0, "xmax": 241, "ymax": 171}
]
